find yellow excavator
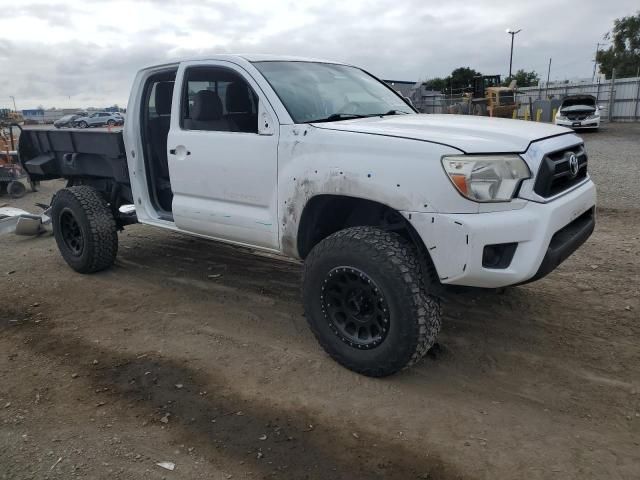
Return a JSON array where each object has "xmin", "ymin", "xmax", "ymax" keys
[
  {"xmin": 449, "ymin": 75, "xmax": 519, "ymax": 118},
  {"xmin": 470, "ymin": 75, "xmax": 519, "ymax": 118}
]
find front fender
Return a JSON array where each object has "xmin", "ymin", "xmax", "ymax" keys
[{"xmin": 276, "ymin": 124, "xmax": 472, "ymax": 257}]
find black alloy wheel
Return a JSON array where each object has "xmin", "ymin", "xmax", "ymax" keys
[
  {"xmin": 321, "ymin": 266, "xmax": 390, "ymax": 350},
  {"xmin": 59, "ymin": 208, "xmax": 84, "ymax": 256}
]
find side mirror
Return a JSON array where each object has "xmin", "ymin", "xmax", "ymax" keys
[{"xmin": 258, "ymin": 102, "xmax": 275, "ymax": 136}]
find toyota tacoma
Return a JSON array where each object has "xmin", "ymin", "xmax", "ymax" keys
[{"xmin": 17, "ymin": 55, "xmax": 596, "ymax": 376}]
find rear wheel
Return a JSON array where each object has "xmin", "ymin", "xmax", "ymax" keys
[
  {"xmin": 303, "ymin": 226, "xmax": 441, "ymax": 377},
  {"xmin": 51, "ymin": 186, "xmax": 118, "ymax": 273}
]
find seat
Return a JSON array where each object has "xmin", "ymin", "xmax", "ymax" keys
[
  {"xmin": 184, "ymin": 90, "xmax": 237, "ymax": 131},
  {"xmin": 225, "ymin": 82, "xmax": 257, "ymax": 133}
]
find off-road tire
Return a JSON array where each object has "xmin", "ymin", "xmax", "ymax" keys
[
  {"xmin": 51, "ymin": 186, "xmax": 118, "ymax": 273},
  {"xmin": 303, "ymin": 226, "xmax": 441, "ymax": 377}
]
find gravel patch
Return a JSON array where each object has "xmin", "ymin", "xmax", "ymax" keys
[{"xmin": 580, "ymin": 123, "xmax": 640, "ymax": 210}]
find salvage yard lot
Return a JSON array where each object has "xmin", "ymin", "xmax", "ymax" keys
[{"xmin": 1, "ymin": 123, "xmax": 639, "ymax": 479}]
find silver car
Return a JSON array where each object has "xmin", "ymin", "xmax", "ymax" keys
[{"xmin": 73, "ymin": 112, "xmax": 124, "ymax": 128}]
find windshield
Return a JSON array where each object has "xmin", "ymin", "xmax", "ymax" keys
[{"xmin": 253, "ymin": 61, "xmax": 414, "ymax": 123}]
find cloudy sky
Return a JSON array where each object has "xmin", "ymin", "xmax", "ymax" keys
[{"xmin": 0, "ymin": 0, "xmax": 637, "ymax": 109}]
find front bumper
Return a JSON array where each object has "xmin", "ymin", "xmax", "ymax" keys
[
  {"xmin": 555, "ymin": 117, "xmax": 600, "ymax": 129},
  {"xmin": 522, "ymin": 207, "xmax": 594, "ymax": 284},
  {"xmin": 403, "ymin": 181, "xmax": 596, "ymax": 288}
]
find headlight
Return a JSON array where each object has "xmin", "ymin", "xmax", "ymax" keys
[
  {"xmin": 441, "ymin": 155, "xmax": 531, "ymax": 202},
  {"xmin": 587, "ymin": 113, "xmax": 599, "ymax": 119},
  {"xmin": 556, "ymin": 114, "xmax": 567, "ymax": 120}
]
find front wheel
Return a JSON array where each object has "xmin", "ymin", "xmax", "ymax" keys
[
  {"xmin": 51, "ymin": 186, "xmax": 118, "ymax": 273},
  {"xmin": 77, "ymin": 121, "xmax": 88, "ymax": 129},
  {"xmin": 107, "ymin": 120, "xmax": 115, "ymax": 126},
  {"xmin": 303, "ymin": 227, "xmax": 441, "ymax": 377}
]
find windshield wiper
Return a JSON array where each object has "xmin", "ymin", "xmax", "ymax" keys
[
  {"xmin": 305, "ymin": 113, "xmax": 370, "ymax": 123},
  {"xmin": 305, "ymin": 110, "xmax": 411, "ymax": 123},
  {"xmin": 379, "ymin": 110, "xmax": 410, "ymax": 116}
]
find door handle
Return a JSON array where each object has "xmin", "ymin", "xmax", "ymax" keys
[{"xmin": 169, "ymin": 148, "xmax": 191, "ymax": 156}]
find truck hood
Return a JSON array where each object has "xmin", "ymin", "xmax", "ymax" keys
[{"xmin": 311, "ymin": 114, "xmax": 572, "ymax": 153}]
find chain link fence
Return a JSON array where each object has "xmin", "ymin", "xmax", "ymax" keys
[
  {"xmin": 409, "ymin": 75, "xmax": 640, "ymax": 122},
  {"xmin": 515, "ymin": 76, "xmax": 640, "ymax": 122}
]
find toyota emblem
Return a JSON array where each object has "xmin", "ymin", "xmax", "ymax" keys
[{"xmin": 568, "ymin": 154, "xmax": 579, "ymax": 177}]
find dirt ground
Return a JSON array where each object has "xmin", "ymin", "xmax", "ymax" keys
[{"xmin": 1, "ymin": 124, "xmax": 639, "ymax": 479}]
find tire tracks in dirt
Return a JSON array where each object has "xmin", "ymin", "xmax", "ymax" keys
[{"xmin": 0, "ymin": 309, "xmax": 467, "ymax": 480}]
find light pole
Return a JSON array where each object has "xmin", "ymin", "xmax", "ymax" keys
[
  {"xmin": 9, "ymin": 96, "xmax": 17, "ymax": 112},
  {"xmin": 592, "ymin": 42, "xmax": 608, "ymax": 81},
  {"xmin": 506, "ymin": 28, "xmax": 522, "ymax": 79}
]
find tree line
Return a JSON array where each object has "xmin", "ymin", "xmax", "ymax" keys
[
  {"xmin": 423, "ymin": 11, "xmax": 639, "ymax": 93},
  {"xmin": 596, "ymin": 11, "xmax": 640, "ymax": 79},
  {"xmin": 423, "ymin": 67, "xmax": 539, "ymax": 94}
]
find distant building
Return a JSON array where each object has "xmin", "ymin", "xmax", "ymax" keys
[
  {"xmin": 382, "ymin": 80, "xmax": 447, "ymax": 113},
  {"xmin": 410, "ymin": 86, "xmax": 445, "ymax": 113},
  {"xmin": 383, "ymin": 80, "xmax": 417, "ymax": 98},
  {"xmin": 22, "ymin": 108, "xmax": 88, "ymax": 124},
  {"xmin": 22, "ymin": 109, "xmax": 45, "ymax": 123}
]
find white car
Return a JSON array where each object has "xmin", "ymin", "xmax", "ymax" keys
[
  {"xmin": 555, "ymin": 95, "xmax": 601, "ymax": 130},
  {"xmin": 19, "ymin": 54, "xmax": 596, "ymax": 377}
]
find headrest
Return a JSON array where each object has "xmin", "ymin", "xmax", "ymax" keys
[
  {"xmin": 155, "ymin": 82, "xmax": 174, "ymax": 115},
  {"xmin": 226, "ymin": 82, "xmax": 252, "ymax": 113},
  {"xmin": 192, "ymin": 90, "xmax": 223, "ymax": 121}
]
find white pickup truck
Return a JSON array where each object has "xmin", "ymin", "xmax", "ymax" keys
[{"xmin": 18, "ymin": 54, "xmax": 596, "ymax": 376}]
